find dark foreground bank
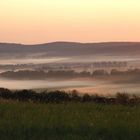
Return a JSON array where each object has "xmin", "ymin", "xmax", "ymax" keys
[{"xmin": 0, "ymin": 88, "xmax": 140, "ymax": 105}]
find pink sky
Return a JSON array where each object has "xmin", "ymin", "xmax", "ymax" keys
[{"xmin": 0, "ymin": 0, "xmax": 140, "ymax": 44}]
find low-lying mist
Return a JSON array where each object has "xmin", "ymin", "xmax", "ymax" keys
[{"xmin": 0, "ymin": 78, "xmax": 140, "ymax": 95}]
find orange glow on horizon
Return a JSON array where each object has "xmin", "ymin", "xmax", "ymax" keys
[{"xmin": 0, "ymin": 0, "xmax": 140, "ymax": 44}]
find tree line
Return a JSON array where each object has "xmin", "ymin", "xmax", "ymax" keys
[
  {"xmin": 0, "ymin": 68, "xmax": 140, "ymax": 80},
  {"xmin": 0, "ymin": 88, "xmax": 140, "ymax": 105}
]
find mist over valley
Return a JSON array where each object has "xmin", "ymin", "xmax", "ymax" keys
[{"xmin": 0, "ymin": 42, "xmax": 140, "ymax": 95}]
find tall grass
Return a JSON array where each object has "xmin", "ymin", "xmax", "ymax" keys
[{"xmin": 0, "ymin": 102, "xmax": 140, "ymax": 140}]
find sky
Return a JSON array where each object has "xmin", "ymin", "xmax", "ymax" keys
[{"xmin": 0, "ymin": 0, "xmax": 140, "ymax": 44}]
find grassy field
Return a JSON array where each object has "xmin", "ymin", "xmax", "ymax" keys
[{"xmin": 0, "ymin": 102, "xmax": 139, "ymax": 140}]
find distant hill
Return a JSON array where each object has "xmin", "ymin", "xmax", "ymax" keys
[{"xmin": 0, "ymin": 42, "xmax": 140, "ymax": 57}]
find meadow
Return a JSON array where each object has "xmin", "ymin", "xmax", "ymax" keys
[{"xmin": 0, "ymin": 101, "xmax": 140, "ymax": 140}]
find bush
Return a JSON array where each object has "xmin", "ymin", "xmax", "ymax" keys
[
  {"xmin": 116, "ymin": 93, "xmax": 129, "ymax": 105},
  {"xmin": 0, "ymin": 88, "xmax": 139, "ymax": 105}
]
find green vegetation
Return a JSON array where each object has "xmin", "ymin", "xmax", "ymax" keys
[
  {"xmin": 0, "ymin": 88, "xmax": 140, "ymax": 139},
  {"xmin": 0, "ymin": 102, "xmax": 140, "ymax": 140}
]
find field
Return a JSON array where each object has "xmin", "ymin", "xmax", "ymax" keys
[{"xmin": 0, "ymin": 102, "xmax": 140, "ymax": 140}]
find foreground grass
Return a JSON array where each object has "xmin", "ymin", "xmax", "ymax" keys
[{"xmin": 0, "ymin": 102, "xmax": 140, "ymax": 140}]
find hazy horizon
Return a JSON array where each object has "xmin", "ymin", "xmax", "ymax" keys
[{"xmin": 1, "ymin": 41, "xmax": 140, "ymax": 46}]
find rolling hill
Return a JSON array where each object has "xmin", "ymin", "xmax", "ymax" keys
[{"xmin": 0, "ymin": 42, "xmax": 140, "ymax": 58}]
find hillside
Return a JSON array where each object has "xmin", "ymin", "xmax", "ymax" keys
[{"xmin": 0, "ymin": 42, "xmax": 140, "ymax": 57}]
